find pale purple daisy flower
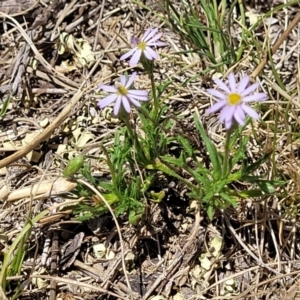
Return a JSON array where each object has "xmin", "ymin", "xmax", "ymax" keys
[
  {"xmin": 98, "ymin": 72, "xmax": 148, "ymax": 116},
  {"xmin": 120, "ymin": 28, "xmax": 167, "ymax": 67},
  {"xmin": 206, "ymin": 73, "xmax": 267, "ymax": 129}
]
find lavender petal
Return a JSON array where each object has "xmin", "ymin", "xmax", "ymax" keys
[
  {"xmin": 128, "ymin": 94, "xmax": 149, "ymax": 101},
  {"xmin": 144, "ymin": 47, "xmax": 158, "ymax": 60},
  {"xmin": 128, "ymin": 97, "xmax": 141, "ymax": 107},
  {"xmin": 241, "ymin": 82, "xmax": 259, "ymax": 96},
  {"xmin": 219, "ymin": 106, "xmax": 229, "ymax": 122},
  {"xmin": 213, "ymin": 78, "xmax": 231, "ymax": 93},
  {"xmin": 141, "ymin": 28, "xmax": 153, "ymax": 41},
  {"xmin": 98, "ymin": 94, "xmax": 117, "ymax": 108},
  {"xmin": 242, "ymin": 104, "xmax": 259, "ymax": 120},
  {"xmin": 237, "ymin": 76, "xmax": 250, "ymax": 94},
  {"xmin": 242, "ymin": 93, "xmax": 267, "ymax": 102},
  {"xmin": 127, "ymin": 90, "xmax": 148, "ymax": 97},
  {"xmin": 129, "ymin": 49, "xmax": 142, "ymax": 66},
  {"xmin": 206, "ymin": 99, "xmax": 226, "ymax": 114},
  {"xmin": 128, "ymin": 91, "xmax": 148, "ymax": 101},
  {"xmin": 120, "ymin": 75, "xmax": 127, "ymax": 86},
  {"xmin": 125, "ymin": 72, "xmax": 137, "ymax": 88},
  {"xmin": 147, "ymin": 33, "xmax": 163, "ymax": 42},
  {"xmin": 121, "ymin": 96, "xmax": 131, "ymax": 113},
  {"xmin": 99, "ymin": 85, "xmax": 117, "ymax": 93},
  {"xmin": 224, "ymin": 105, "xmax": 235, "ymax": 125},
  {"xmin": 233, "ymin": 106, "xmax": 246, "ymax": 125},
  {"xmin": 113, "ymin": 96, "xmax": 122, "ymax": 116},
  {"xmin": 225, "ymin": 118, "xmax": 233, "ymax": 129},
  {"xmin": 207, "ymin": 89, "xmax": 227, "ymax": 101},
  {"xmin": 228, "ymin": 73, "xmax": 236, "ymax": 92},
  {"xmin": 143, "ymin": 28, "xmax": 159, "ymax": 42},
  {"xmin": 120, "ymin": 48, "xmax": 137, "ymax": 61}
]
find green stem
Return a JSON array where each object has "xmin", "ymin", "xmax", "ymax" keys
[
  {"xmin": 223, "ymin": 127, "xmax": 234, "ymax": 177},
  {"xmin": 123, "ymin": 115, "xmax": 148, "ymax": 164},
  {"xmin": 149, "ymin": 71, "xmax": 158, "ymax": 119},
  {"xmin": 123, "ymin": 115, "xmax": 135, "ymax": 143},
  {"xmin": 100, "ymin": 145, "xmax": 117, "ymax": 186}
]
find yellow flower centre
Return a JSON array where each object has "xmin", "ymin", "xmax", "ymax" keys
[
  {"xmin": 117, "ymin": 85, "xmax": 128, "ymax": 96},
  {"xmin": 137, "ymin": 41, "xmax": 147, "ymax": 51},
  {"xmin": 227, "ymin": 93, "xmax": 242, "ymax": 106}
]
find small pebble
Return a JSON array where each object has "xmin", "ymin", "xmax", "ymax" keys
[{"xmin": 40, "ymin": 118, "xmax": 49, "ymax": 128}]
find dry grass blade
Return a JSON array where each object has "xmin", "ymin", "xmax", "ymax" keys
[
  {"xmin": 30, "ymin": 275, "xmax": 131, "ymax": 300},
  {"xmin": 251, "ymin": 10, "xmax": 300, "ymax": 79}
]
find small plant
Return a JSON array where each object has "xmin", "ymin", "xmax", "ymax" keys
[{"xmin": 65, "ymin": 2, "xmax": 289, "ymax": 223}]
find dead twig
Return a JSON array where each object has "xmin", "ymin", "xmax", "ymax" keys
[{"xmin": 251, "ymin": 11, "xmax": 300, "ymax": 79}]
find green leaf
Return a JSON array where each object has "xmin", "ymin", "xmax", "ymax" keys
[
  {"xmin": 0, "ymin": 95, "xmax": 10, "ymax": 118},
  {"xmin": 202, "ymin": 190, "xmax": 215, "ymax": 203},
  {"xmin": 231, "ymin": 135, "xmax": 248, "ymax": 166},
  {"xmin": 178, "ymin": 135, "xmax": 193, "ymax": 157},
  {"xmin": 207, "ymin": 205, "xmax": 214, "ymax": 220},
  {"xmin": 219, "ymin": 192, "xmax": 237, "ymax": 206},
  {"xmin": 102, "ymin": 193, "xmax": 119, "ymax": 204},
  {"xmin": 194, "ymin": 115, "xmax": 221, "ymax": 180},
  {"xmin": 159, "ymin": 154, "xmax": 185, "ymax": 168},
  {"xmin": 237, "ymin": 189, "xmax": 264, "ymax": 198},
  {"xmin": 213, "ymin": 179, "xmax": 229, "ymax": 194},
  {"xmin": 243, "ymin": 152, "xmax": 272, "ymax": 174},
  {"xmin": 150, "ymin": 190, "xmax": 166, "ymax": 203},
  {"xmin": 147, "ymin": 159, "xmax": 197, "ymax": 190},
  {"xmin": 187, "ymin": 168, "xmax": 211, "ymax": 186},
  {"xmin": 256, "ymin": 181, "xmax": 276, "ymax": 194},
  {"xmin": 63, "ymin": 155, "xmax": 84, "ymax": 178}
]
